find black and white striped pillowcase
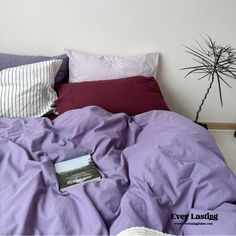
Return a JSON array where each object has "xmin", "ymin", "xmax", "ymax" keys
[{"xmin": 0, "ymin": 59, "xmax": 62, "ymax": 118}]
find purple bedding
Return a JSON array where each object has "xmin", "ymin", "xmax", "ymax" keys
[{"xmin": 0, "ymin": 106, "xmax": 236, "ymax": 235}]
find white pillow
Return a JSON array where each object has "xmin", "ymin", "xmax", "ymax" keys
[
  {"xmin": 65, "ymin": 49, "xmax": 159, "ymax": 82},
  {"xmin": 0, "ymin": 59, "xmax": 62, "ymax": 118}
]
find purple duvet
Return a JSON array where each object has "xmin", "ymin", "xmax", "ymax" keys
[{"xmin": 0, "ymin": 106, "xmax": 236, "ymax": 235}]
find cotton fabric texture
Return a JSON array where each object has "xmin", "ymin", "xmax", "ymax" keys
[
  {"xmin": 0, "ymin": 59, "xmax": 62, "ymax": 118},
  {"xmin": 0, "ymin": 53, "xmax": 69, "ymax": 85},
  {"xmin": 0, "ymin": 106, "xmax": 236, "ymax": 234},
  {"xmin": 65, "ymin": 49, "xmax": 159, "ymax": 82},
  {"xmin": 55, "ymin": 76, "xmax": 169, "ymax": 116}
]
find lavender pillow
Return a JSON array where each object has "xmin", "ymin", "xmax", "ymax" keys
[
  {"xmin": 0, "ymin": 53, "xmax": 69, "ymax": 85},
  {"xmin": 65, "ymin": 49, "xmax": 160, "ymax": 83}
]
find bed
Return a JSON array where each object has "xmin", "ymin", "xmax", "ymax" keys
[{"xmin": 0, "ymin": 50, "xmax": 236, "ymax": 235}]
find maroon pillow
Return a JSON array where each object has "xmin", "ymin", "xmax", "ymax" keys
[{"xmin": 55, "ymin": 76, "xmax": 169, "ymax": 116}]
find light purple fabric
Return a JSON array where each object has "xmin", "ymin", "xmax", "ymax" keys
[
  {"xmin": 0, "ymin": 106, "xmax": 236, "ymax": 235},
  {"xmin": 65, "ymin": 49, "xmax": 160, "ymax": 82},
  {"xmin": 0, "ymin": 53, "xmax": 69, "ymax": 85}
]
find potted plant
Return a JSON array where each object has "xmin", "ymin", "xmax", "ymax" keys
[{"xmin": 181, "ymin": 35, "xmax": 236, "ymax": 128}]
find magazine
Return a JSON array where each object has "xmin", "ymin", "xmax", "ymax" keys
[{"xmin": 54, "ymin": 154, "xmax": 101, "ymax": 191}]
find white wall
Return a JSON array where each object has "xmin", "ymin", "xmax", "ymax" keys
[{"xmin": 0, "ymin": 0, "xmax": 236, "ymax": 122}]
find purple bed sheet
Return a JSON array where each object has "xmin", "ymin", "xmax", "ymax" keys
[{"xmin": 0, "ymin": 106, "xmax": 236, "ymax": 235}]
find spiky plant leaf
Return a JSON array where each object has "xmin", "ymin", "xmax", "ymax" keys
[{"xmin": 181, "ymin": 35, "xmax": 236, "ymax": 122}]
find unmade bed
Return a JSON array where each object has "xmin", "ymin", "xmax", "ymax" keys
[{"xmin": 0, "ymin": 51, "xmax": 236, "ymax": 235}]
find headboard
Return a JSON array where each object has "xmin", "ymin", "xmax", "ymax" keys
[{"xmin": 0, "ymin": 0, "xmax": 236, "ymax": 122}]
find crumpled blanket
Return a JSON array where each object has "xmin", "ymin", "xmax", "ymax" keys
[{"xmin": 0, "ymin": 106, "xmax": 236, "ymax": 235}]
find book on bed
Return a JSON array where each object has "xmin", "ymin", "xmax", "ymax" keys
[{"xmin": 54, "ymin": 154, "xmax": 101, "ymax": 191}]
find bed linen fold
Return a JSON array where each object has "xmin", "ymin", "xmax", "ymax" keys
[{"xmin": 0, "ymin": 106, "xmax": 236, "ymax": 235}]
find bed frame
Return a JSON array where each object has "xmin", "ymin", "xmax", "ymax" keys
[{"xmin": 205, "ymin": 122, "xmax": 236, "ymax": 130}]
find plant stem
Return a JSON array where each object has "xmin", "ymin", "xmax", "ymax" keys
[{"xmin": 194, "ymin": 73, "xmax": 214, "ymax": 123}]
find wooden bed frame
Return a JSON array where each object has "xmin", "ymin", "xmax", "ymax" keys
[
  {"xmin": 205, "ymin": 122, "xmax": 236, "ymax": 130},
  {"xmin": 202, "ymin": 122, "xmax": 236, "ymax": 138}
]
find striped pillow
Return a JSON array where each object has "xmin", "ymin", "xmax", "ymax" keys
[{"xmin": 0, "ymin": 59, "xmax": 62, "ymax": 118}]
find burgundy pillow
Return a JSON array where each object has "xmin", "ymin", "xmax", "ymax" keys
[{"xmin": 55, "ymin": 76, "xmax": 169, "ymax": 116}]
